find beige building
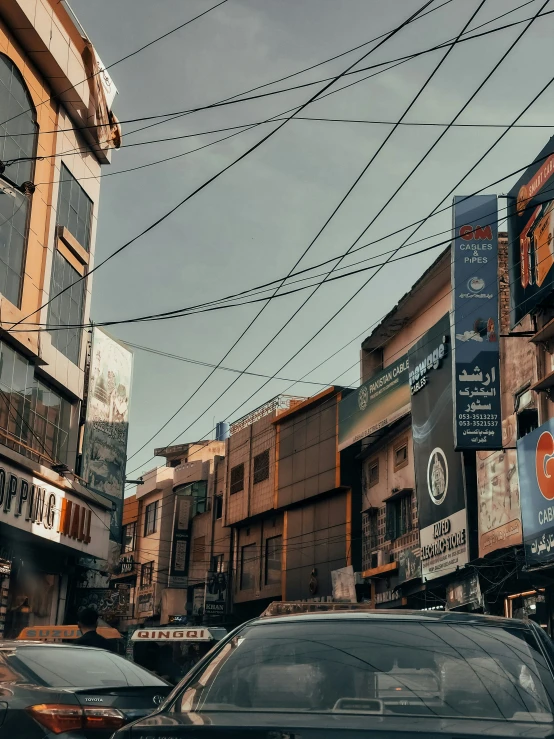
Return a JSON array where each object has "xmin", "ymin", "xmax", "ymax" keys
[{"xmin": 0, "ymin": 0, "xmax": 120, "ymax": 635}]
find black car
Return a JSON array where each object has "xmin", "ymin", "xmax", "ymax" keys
[
  {"xmin": 113, "ymin": 608, "xmax": 554, "ymax": 739},
  {"xmin": 0, "ymin": 641, "xmax": 171, "ymax": 737}
]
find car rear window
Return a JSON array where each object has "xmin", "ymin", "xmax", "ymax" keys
[
  {"xmin": 175, "ymin": 620, "xmax": 554, "ymax": 721},
  {"xmin": 10, "ymin": 647, "xmax": 166, "ymax": 688}
]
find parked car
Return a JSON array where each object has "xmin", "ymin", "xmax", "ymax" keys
[
  {"xmin": 112, "ymin": 605, "xmax": 554, "ymax": 739},
  {"xmin": 0, "ymin": 641, "xmax": 172, "ymax": 737}
]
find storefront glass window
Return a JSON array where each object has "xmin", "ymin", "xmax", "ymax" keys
[{"xmin": 0, "ymin": 340, "xmax": 72, "ymax": 465}]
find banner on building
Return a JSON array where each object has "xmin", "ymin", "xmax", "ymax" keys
[
  {"xmin": 338, "ymin": 354, "xmax": 410, "ymax": 450},
  {"xmin": 81, "ymin": 329, "xmax": 133, "ymax": 537},
  {"xmin": 508, "ymin": 136, "xmax": 554, "ymax": 327},
  {"xmin": 398, "ymin": 547, "xmax": 421, "ymax": 584},
  {"xmin": 477, "ymin": 415, "xmax": 522, "ymax": 557},
  {"xmin": 452, "ymin": 195, "xmax": 502, "ymax": 450},
  {"xmin": 137, "ymin": 586, "xmax": 155, "ymax": 618},
  {"xmin": 169, "ymin": 494, "xmax": 193, "ymax": 586},
  {"xmin": 517, "ymin": 417, "xmax": 554, "ymax": 568},
  {"xmin": 409, "ymin": 314, "xmax": 469, "ymax": 581},
  {"xmin": 205, "ymin": 570, "xmax": 228, "ymax": 614},
  {"xmin": 76, "ymin": 587, "xmax": 130, "ymax": 617},
  {"xmin": 446, "ymin": 573, "xmax": 482, "ymax": 610},
  {"xmin": 331, "ymin": 565, "xmax": 357, "ymax": 602}
]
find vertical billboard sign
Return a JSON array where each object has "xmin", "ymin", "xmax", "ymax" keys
[
  {"xmin": 169, "ymin": 494, "xmax": 192, "ymax": 587},
  {"xmin": 508, "ymin": 136, "xmax": 554, "ymax": 327},
  {"xmin": 477, "ymin": 415, "xmax": 522, "ymax": 557},
  {"xmin": 409, "ymin": 314, "xmax": 469, "ymax": 581},
  {"xmin": 517, "ymin": 418, "xmax": 554, "ymax": 568},
  {"xmin": 205, "ymin": 571, "xmax": 228, "ymax": 614},
  {"xmin": 452, "ymin": 195, "xmax": 501, "ymax": 450},
  {"xmin": 81, "ymin": 329, "xmax": 133, "ymax": 541},
  {"xmin": 338, "ymin": 354, "xmax": 410, "ymax": 451}
]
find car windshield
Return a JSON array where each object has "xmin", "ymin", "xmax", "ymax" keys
[
  {"xmin": 175, "ymin": 619, "xmax": 554, "ymax": 722},
  {"xmin": 10, "ymin": 647, "xmax": 166, "ymax": 688}
]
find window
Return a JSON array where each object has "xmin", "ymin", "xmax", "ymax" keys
[
  {"xmin": 393, "ymin": 440, "xmax": 408, "ymax": 471},
  {"xmin": 47, "ymin": 250, "xmax": 85, "ymax": 365},
  {"xmin": 192, "ymin": 536, "xmax": 205, "ymax": 563},
  {"xmin": 144, "ymin": 501, "xmax": 158, "ymax": 536},
  {"xmin": 385, "ymin": 493, "xmax": 412, "ymax": 541},
  {"xmin": 140, "ymin": 561, "xmax": 153, "ymax": 587},
  {"xmin": 240, "ymin": 543, "xmax": 256, "ymax": 590},
  {"xmin": 368, "ymin": 460, "xmax": 379, "ymax": 488},
  {"xmin": 0, "ymin": 55, "xmax": 37, "ymax": 308},
  {"xmin": 57, "ymin": 163, "xmax": 93, "ymax": 250},
  {"xmin": 0, "ymin": 340, "xmax": 71, "ymax": 465},
  {"xmin": 176, "ymin": 480, "xmax": 207, "ymax": 517},
  {"xmin": 121, "ymin": 522, "xmax": 136, "ymax": 553},
  {"xmin": 265, "ymin": 535, "xmax": 282, "ymax": 586},
  {"xmin": 517, "ymin": 408, "xmax": 539, "ymax": 440},
  {"xmin": 362, "ymin": 509, "xmax": 379, "ymax": 571},
  {"xmin": 253, "ymin": 450, "xmax": 270, "ymax": 484},
  {"xmin": 169, "ymin": 459, "xmax": 181, "ymax": 468},
  {"xmin": 367, "ymin": 510, "xmax": 379, "ymax": 550},
  {"xmin": 215, "ymin": 495, "xmax": 223, "ymax": 520},
  {"xmin": 211, "ymin": 554, "xmax": 224, "ymax": 573},
  {"xmin": 230, "ymin": 463, "xmax": 244, "ymax": 495}
]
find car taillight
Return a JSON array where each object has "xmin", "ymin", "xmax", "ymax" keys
[{"xmin": 27, "ymin": 703, "xmax": 126, "ymax": 734}]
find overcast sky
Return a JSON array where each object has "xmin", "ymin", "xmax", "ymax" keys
[{"xmin": 69, "ymin": 0, "xmax": 554, "ymax": 479}]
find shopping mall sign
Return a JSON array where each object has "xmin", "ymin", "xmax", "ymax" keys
[
  {"xmin": 0, "ymin": 458, "xmax": 109, "ymax": 559},
  {"xmin": 517, "ymin": 418, "xmax": 554, "ymax": 567}
]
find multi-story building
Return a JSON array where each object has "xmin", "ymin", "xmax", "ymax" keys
[{"xmin": 0, "ymin": 0, "xmax": 120, "ymax": 636}]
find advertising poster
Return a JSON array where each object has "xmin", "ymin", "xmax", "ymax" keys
[
  {"xmin": 205, "ymin": 570, "xmax": 228, "ymax": 614},
  {"xmin": 398, "ymin": 547, "xmax": 421, "ymax": 584},
  {"xmin": 477, "ymin": 415, "xmax": 522, "ymax": 557},
  {"xmin": 508, "ymin": 136, "xmax": 554, "ymax": 326},
  {"xmin": 409, "ymin": 314, "xmax": 469, "ymax": 581},
  {"xmin": 169, "ymin": 495, "xmax": 192, "ymax": 587},
  {"xmin": 81, "ymin": 329, "xmax": 133, "ymax": 537},
  {"xmin": 446, "ymin": 573, "xmax": 482, "ymax": 611},
  {"xmin": 338, "ymin": 354, "xmax": 410, "ymax": 450},
  {"xmin": 331, "ymin": 566, "xmax": 357, "ymax": 602},
  {"xmin": 452, "ymin": 195, "xmax": 501, "ymax": 450},
  {"xmin": 137, "ymin": 587, "xmax": 155, "ymax": 618},
  {"xmin": 517, "ymin": 417, "xmax": 554, "ymax": 568}
]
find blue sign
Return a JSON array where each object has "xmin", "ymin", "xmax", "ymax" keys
[
  {"xmin": 517, "ymin": 418, "xmax": 554, "ymax": 568},
  {"xmin": 452, "ymin": 195, "xmax": 502, "ymax": 450}
]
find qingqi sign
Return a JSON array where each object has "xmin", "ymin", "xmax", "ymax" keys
[{"xmin": 131, "ymin": 628, "xmax": 211, "ymax": 642}]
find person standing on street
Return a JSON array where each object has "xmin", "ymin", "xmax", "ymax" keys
[{"xmin": 74, "ymin": 607, "xmax": 115, "ymax": 652}]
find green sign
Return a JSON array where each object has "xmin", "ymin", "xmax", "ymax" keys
[{"xmin": 338, "ymin": 354, "xmax": 410, "ymax": 451}]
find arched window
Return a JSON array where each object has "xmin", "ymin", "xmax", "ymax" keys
[{"xmin": 0, "ymin": 55, "xmax": 37, "ymax": 307}]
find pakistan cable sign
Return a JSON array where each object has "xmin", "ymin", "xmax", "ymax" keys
[
  {"xmin": 452, "ymin": 195, "xmax": 501, "ymax": 450},
  {"xmin": 409, "ymin": 314, "xmax": 469, "ymax": 581},
  {"xmin": 338, "ymin": 354, "xmax": 410, "ymax": 451},
  {"xmin": 517, "ymin": 418, "xmax": 554, "ymax": 567}
]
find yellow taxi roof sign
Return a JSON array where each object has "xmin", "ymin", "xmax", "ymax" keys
[{"xmin": 16, "ymin": 625, "xmax": 122, "ymax": 641}]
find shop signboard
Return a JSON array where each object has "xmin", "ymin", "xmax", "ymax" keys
[
  {"xmin": 76, "ymin": 586, "xmax": 130, "ymax": 617},
  {"xmin": 446, "ymin": 573, "xmax": 482, "ymax": 610},
  {"xmin": 205, "ymin": 570, "xmax": 228, "ymax": 614},
  {"xmin": 452, "ymin": 195, "xmax": 501, "ymax": 450},
  {"xmin": 0, "ymin": 460, "xmax": 109, "ymax": 559},
  {"xmin": 409, "ymin": 314, "xmax": 469, "ymax": 581},
  {"xmin": 507, "ymin": 136, "xmax": 554, "ymax": 327},
  {"xmin": 81, "ymin": 328, "xmax": 133, "ymax": 542},
  {"xmin": 477, "ymin": 415, "xmax": 522, "ymax": 557},
  {"xmin": 137, "ymin": 587, "xmax": 155, "ymax": 618},
  {"xmin": 398, "ymin": 547, "xmax": 421, "ymax": 584},
  {"xmin": 517, "ymin": 417, "xmax": 554, "ymax": 567},
  {"xmin": 169, "ymin": 494, "xmax": 193, "ymax": 586},
  {"xmin": 338, "ymin": 354, "xmax": 410, "ymax": 451},
  {"xmin": 331, "ymin": 566, "xmax": 356, "ymax": 602}
]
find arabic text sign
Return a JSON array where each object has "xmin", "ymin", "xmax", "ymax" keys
[
  {"xmin": 452, "ymin": 196, "xmax": 501, "ymax": 450},
  {"xmin": 338, "ymin": 354, "xmax": 410, "ymax": 451},
  {"xmin": 517, "ymin": 418, "xmax": 554, "ymax": 567}
]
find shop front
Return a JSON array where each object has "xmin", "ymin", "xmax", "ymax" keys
[{"xmin": 0, "ymin": 456, "xmax": 111, "ymax": 638}]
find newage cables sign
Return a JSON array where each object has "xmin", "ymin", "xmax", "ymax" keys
[
  {"xmin": 338, "ymin": 354, "xmax": 410, "ymax": 451},
  {"xmin": 452, "ymin": 195, "xmax": 501, "ymax": 450}
]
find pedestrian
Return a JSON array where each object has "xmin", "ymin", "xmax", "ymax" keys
[{"xmin": 74, "ymin": 607, "xmax": 115, "ymax": 652}]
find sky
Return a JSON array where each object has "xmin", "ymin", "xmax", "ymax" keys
[{"xmin": 68, "ymin": 0, "xmax": 554, "ymax": 481}]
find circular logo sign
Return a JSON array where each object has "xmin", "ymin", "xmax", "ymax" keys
[
  {"xmin": 517, "ymin": 184, "xmax": 529, "ymax": 216},
  {"xmin": 153, "ymin": 695, "xmax": 164, "ymax": 706},
  {"xmin": 427, "ymin": 448, "xmax": 448, "ymax": 505},
  {"xmin": 536, "ymin": 431, "xmax": 554, "ymax": 500},
  {"xmin": 358, "ymin": 386, "xmax": 369, "ymax": 411},
  {"xmin": 467, "ymin": 276, "xmax": 485, "ymax": 293}
]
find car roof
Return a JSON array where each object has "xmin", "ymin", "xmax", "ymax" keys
[
  {"xmin": 0, "ymin": 641, "xmax": 115, "ymax": 650},
  {"xmin": 251, "ymin": 609, "xmax": 529, "ymax": 629}
]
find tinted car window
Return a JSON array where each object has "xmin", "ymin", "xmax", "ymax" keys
[
  {"xmin": 10, "ymin": 647, "xmax": 166, "ymax": 688},
  {"xmin": 175, "ymin": 620, "xmax": 554, "ymax": 721}
]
